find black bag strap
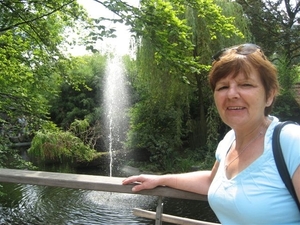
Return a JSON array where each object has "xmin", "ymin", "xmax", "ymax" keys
[{"xmin": 272, "ymin": 121, "xmax": 300, "ymax": 211}]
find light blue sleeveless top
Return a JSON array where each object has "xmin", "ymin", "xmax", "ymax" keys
[{"xmin": 208, "ymin": 116, "xmax": 300, "ymax": 224}]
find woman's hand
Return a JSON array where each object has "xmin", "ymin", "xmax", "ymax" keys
[
  {"xmin": 122, "ymin": 174, "xmax": 162, "ymax": 192},
  {"xmin": 122, "ymin": 166, "xmax": 217, "ymax": 195}
]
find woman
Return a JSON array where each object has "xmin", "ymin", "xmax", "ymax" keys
[{"xmin": 122, "ymin": 43, "xmax": 300, "ymax": 224}]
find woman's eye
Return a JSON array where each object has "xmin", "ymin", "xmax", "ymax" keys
[
  {"xmin": 241, "ymin": 83, "xmax": 253, "ymax": 87},
  {"xmin": 216, "ymin": 86, "xmax": 228, "ymax": 91}
]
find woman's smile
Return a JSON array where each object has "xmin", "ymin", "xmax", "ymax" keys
[{"xmin": 227, "ymin": 106, "xmax": 246, "ymax": 110}]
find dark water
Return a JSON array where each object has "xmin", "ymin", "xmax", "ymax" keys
[
  {"xmin": 0, "ymin": 183, "xmax": 157, "ymax": 224},
  {"xmin": 0, "ymin": 184, "xmax": 218, "ymax": 224},
  {"xmin": 0, "ymin": 166, "xmax": 219, "ymax": 224}
]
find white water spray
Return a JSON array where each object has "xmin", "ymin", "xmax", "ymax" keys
[{"xmin": 103, "ymin": 56, "xmax": 130, "ymax": 177}]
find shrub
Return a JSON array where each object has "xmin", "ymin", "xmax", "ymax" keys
[{"xmin": 28, "ymin": 127, "xmax": 96, "ymax": 164}]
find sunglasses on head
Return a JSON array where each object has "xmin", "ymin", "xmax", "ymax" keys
[{"xmin": 212, "ymin": 43, "xmax": 264, "ymax": 62}]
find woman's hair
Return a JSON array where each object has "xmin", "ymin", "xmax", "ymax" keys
[{"xmin": 208, "ymin": 45, "xmax": 279, "ymax": 115}]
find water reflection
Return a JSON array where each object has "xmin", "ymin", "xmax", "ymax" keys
[
  {"xmin": 0, "ymin": 182, "xmax": 219, "ymax": 224},
  {"xmin": 0, "ymin": 183, "xmax": 157, "ymax": 224}
]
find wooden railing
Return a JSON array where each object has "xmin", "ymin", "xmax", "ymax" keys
[{"xmin": 0, "ymin": 168, "xmax": 219, "ymax": 225}]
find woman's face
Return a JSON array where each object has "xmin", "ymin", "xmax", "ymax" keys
[{"xmin": 213, "ymin": 70, "xmax": 274, "ymax": 129}]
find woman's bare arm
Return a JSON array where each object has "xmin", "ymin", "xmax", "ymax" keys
[{"xmin": 122, "ymin": 161, "xmax": 219, "ymax": 195}]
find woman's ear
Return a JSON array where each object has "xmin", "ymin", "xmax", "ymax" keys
[{"xmin": 266, "ymin": 90, "xmax": 276, "ymax": 107}]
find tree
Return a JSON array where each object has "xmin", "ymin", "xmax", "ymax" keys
[
  {"xmin": 0, "ymin": 0, "xmax": 100, "ymax": 169},
  {"xmin": 125, "ymin": 0, "xmax": 250, "ymax": 169},
  {"xmin": 0, "ymin": 0, "xmax": 89, "ymax": 122},
  {"xmin": 185, "ymin": 0, "xmax": 251, "ymax": 148},
  {"xmin": 49, "ymin": 54, "xmax": 107, "ymax": 129},
  {"xmin": 236, "ymin": 0, "xmax": 300, "ymax": 66},
  {"xmin": 236, "ymin": 0, "xmax": 300, "ymax": 122}
]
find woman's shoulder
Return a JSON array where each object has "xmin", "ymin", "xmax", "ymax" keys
[
  {"xmin": 267, "ymin": 116, "xmax": 299, "ymax": 137},
  {"xmin": 273, "ymin": 118, "xmax": 300, "ymax": 176},
  {"xmin": 271, "ymin": 117, "xmax": 300, "ymax": 142},
  {"xmin": 280, "ymin": 121, "xmax": 300, "ymax": 135}
]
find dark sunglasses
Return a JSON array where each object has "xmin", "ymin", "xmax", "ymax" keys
[{"xmin": 212, "ymin": 43, "xmax": 263, "ymax": 62}]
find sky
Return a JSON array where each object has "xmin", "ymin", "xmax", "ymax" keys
[{"xmin": 70, "ymin": 0, "xmax": 138, "ymax": 56}]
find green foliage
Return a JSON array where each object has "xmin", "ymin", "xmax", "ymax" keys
[
  {"xmin": 236, "ymin": 0, "xmax": 300, "ymax": 66},
  {"xmin": 28, "ymin": 125, "xmax": 96, "ymax": 164},
  {"xmin": 274, "ymin": 93, "xmax": 300, "ymax": 122},
  {"xmin": 0, "ymin": 3, "xmax": 106, "ymax": 178},
  {"xmin": 205, "ymin": 104, "xmax": 222, "ymax": 149},
  {"xmin": 69, "ymin": 119, "xmax": 103, "ymax": 150},
  {"xmin": 127, "ymin": 100, "xmax": 186, "ymax": 170},
  {"xmin": 131, "ymin": 0, "xmax": 244, "ymax": 75},
  {"xmin": 0, "ymin": 1, "xmax": 89, "ymax": 121},
  {"xmin": 195, "ymin": 149, "xmax": 216, "ymax": 170},
  {"xmin": 49, "ymin": 54, "xmax": 107, "ymax": 128},
  {"xmin": 276, "ymin": 57, "xmax": 299, "ymax": 91},
  {"xmin": 0, "ymin": 136, "xmax": 35, "ymax": 169},
  {"xmin": 273, "ymin": 57, "xmax": 300, "ymax": 122},
  {"xmin": 125, "ymin": 0, "xmax": 250, "ymax": 170}
]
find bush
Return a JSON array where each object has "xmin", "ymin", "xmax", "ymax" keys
[{"xmin": 28, "ymin": 125, "xmax": 97, "ymax": 164}]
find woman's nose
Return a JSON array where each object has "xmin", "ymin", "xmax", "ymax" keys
[{"xmin": 227, "ymin": 86, "xmax": 239, "ymax": 99}]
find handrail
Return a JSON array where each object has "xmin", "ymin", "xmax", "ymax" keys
[
  {"xmin": 133, "ymin": 208, "xmax": 219, "ymax": 225},
  {"xmin": 0, "ymin": 168, "xmax": 207, "ymax": 201},
  {"xmin": 0, "ymin": 168, "xmax": 216, "ymax": 224}
]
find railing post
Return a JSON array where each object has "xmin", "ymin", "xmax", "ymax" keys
[{"xmin": 155, "ymin": 196, "xmax": 163, "ymax": 225}]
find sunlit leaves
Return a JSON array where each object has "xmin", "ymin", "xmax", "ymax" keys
[
  {"xmin": 125, "ymin": 0, "xmax": 250, "ymax": 161},
  {"xmin": 0, "ymin": 0, "xmax": 88, "ymax": 120}
]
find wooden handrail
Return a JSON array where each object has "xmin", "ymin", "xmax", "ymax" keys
[
  {"xmin": 0, "ymin": 168, "xmax": 215, "ymax": 224},
  {"xmin": 133, "ymin": 208, "xmax": 219, "ymax": 225},
  {"xmin": 0, "ymin": 168, "xmax": 207, "ymax": 201}
]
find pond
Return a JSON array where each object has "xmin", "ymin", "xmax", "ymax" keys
[{"xmin": 0, "ymin": 165, "xmax": 219, "ymax": 224}]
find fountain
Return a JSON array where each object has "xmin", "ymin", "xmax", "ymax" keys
[{"xmin": 103, "ymin": 56, "xmax": 130, "ymax": 177}]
